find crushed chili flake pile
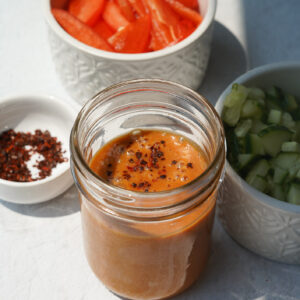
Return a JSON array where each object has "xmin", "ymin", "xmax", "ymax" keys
[{"xmin": 0, "ymin": 129, "xmax": 68, "ymax": 182}]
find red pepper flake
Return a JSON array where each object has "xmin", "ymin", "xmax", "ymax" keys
[
  {"xmin": 0, "ymin": 129, "xmax": 68, "ymax": 182},
  {"xmin": 140, "ymin": 159, "xmax": 147, "ymax": 165},
  {"xmin": 187, "ymin": 162, "xmax": 193, "ymax": 168},
  {"xmin": 123, "ymin": 173, "xmax": 131, "ymax": 180},
  {"xmin": 132, "ymin": 182, "xmax": 137, "ymax": 188},
  {"xmin": 135, "ymin": 151, "xmax": 142, "ymax": 159},
  {"xmin": 160, "ymin": 175, "xmax": 166, "ymax": 179},
  {"xmin": 128, "ymin": 158, "xmax": 134, "ymax": 163},
  {"xmin": 171, "ymin": 160, "xmax": 177, "ymax": 165}
]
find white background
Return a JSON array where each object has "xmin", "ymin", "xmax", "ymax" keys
[{"xmin": 0, "ymin": 0, "xmax": 300, "ymax": 299}]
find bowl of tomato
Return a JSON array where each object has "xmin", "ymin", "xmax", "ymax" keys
[{"xmin": 45, "ymin": 0, "xmax": 216, "ymax": 104}]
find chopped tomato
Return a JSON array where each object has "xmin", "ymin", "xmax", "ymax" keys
[
  {"xmin": 177, "ymin": 19, "xmax": 196, "ymax": 41},
  {"xmin": 176, "ymin": 0, "xmax": 199, "ymax": 9},
  {"xmin": 117, "ymin": 0, "xmax": 136, "ymax": 21},
  {"xmin": 149, "ymin": 16, "xmax": 176, "ymax": 51},
  {"xmin": 68, "ymin": 0, "xmax": 106, "ymax": 26},
  {"xmin": 164, "ymin": 0, "xmax": 202, "ymax": 25},
  {"xmin": 52, "ymin": 8, "xmax": 113, "ymax": 51},
  {"xmin": 93, "ymin": 19, "xmax": 116, "ymax": 40},
  {"xmin": 127, "ymin": 0, "xmax": 148, "ymax": 17},
  {"xmin": 146, "ymin": 0, "xmax": 183, "ymax": 43},
  {"xmin": 103, "ymin": 0, "xmax": 130, "ymax": 31},
  {"xmin": 108, "ymin": 15, "xmax": 151, "ymax": 53},
  {"xmin": 52, "ymin": 0, "xmax": 202, "ymax": 53}
]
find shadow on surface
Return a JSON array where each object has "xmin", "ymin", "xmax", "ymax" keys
[
  {"xmin": 199, "ymin": 21, "xmax": 248, "ymax": 105},
  {"xmin": 242, "ymin": 0, "xmax": 300, "ymax": 68},
  {"xmin": 0, "ymin": 184, "xmax": 80, "ymax": 217},
  {"xmin": 172, "ymin": 220, "xmax": 300, "ymax": 300}
]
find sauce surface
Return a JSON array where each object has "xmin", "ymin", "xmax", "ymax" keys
[{"xmin": 90, "ymin": 130, "xmax": 208, "ymax": 192}]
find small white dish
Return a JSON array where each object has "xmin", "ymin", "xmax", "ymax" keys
[{"xmin": 0, "ymin": 94, "xmax": 77, "ymax": 204}]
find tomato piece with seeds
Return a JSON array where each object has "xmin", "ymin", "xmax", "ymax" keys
[
  {"xmin": 93, "ymin": 19, "xmax": 116, "ymax": 40},
  {"xmin": 165, "ymin": 0, "xmax": 202, "ymax": 25},
  {"xmin": 108, "ymin": 15, "xmax": 151, "ymax": 53},
  {"xmin": 68, "ymin": 0, "xmax": 106, "ymax": 26},
  {"xmin": 52, "ymin": 8, "xmax": 113, "ymax": 51},
  {"xmin": 117, "ymin": 0, "xmax": 136, "ymax": 21},
  {"xmin": 103, "ymin": 1, "xmax": 130, "ymax": 31}
]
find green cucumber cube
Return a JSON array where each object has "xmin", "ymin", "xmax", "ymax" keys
[
  {"xmin": 281, "ymin": 141, "xmax": 300, "ymax": 153},
  {"xmin": 234, "ymin": 119, "xmax": 252, "ymax": 138},
  {"xmin": 287, "ymin": 183, "xmax": 300, "ymax": 204},
  {"xmin": 267, "ymin": 109, "xmax": 282, "ymax": 124}
]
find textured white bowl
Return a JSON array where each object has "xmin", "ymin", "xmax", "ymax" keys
[
  {"xmin": 215, "ymin": 62, "xmax": 300, "ymax": 264},
  {"xmin": 0, "ymin": 94, "xmax": 77, "ymax": 204},
  {"xmin": 44, "ymin": 0, "xmax": 216, "ymax": 104}
]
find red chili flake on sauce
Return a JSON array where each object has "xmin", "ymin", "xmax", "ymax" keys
[
  {"xmin": 140, "ymin": 159, "xmax": 147, "ymax": 166},
  {"xmin": 136, "ymin": 151, "xmax": 142, "ymax": 159},
  {"xmin": 0, "ymin": 129, "xmax": 68, "ymax": 182},
  {"xmin": 187, "ymin": 162, "xmax": 193, "ymax": 168}
]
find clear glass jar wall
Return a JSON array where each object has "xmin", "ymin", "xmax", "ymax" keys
[{"xmin": 70, "ymin": 79, "xmax": 225, "ymax": 300}]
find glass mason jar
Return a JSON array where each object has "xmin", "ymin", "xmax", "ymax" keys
[{"xmin": 70, "ymin": 79, "xmax": 225, "ymax": 300}]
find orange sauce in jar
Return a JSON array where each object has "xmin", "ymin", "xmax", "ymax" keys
[
  {"xmin": 90, "ymin": 130, "xmax": 208, "ymax": 192},
  {"xmin": 81, "ymin": 130, "xmax": 217, "ymax": 299}
]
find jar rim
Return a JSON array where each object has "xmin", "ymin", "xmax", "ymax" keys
[{"xmin": 70, "ymin": 79, "xmax": 225, "ymax": 210}]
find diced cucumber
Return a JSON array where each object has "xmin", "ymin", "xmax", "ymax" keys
[
  {"xmin": 222, "ymin": 105, "xmax": 242, "ymax": 127},
  {"xmin": 291, "ymin": 109, "xmax": 300, "ymax": 121},
  {"xmin": 245, "ymin": 133, "xmax": 265, "ymax": 155},
  {"xmin": 234, "ymin": 119, "xmax": 252, "ymax": 138},
  {"xmin": 238, "ymin": 153, "xmax": 256, "ymax": 169},
  {"xmin": 281, "ymin": 112, "xmax": 296, "ymax": 130},
  {"xmin": 270, "ymin": 185, "xmax": 286, "ymax": 202},
  {"xmin": 246, "ymin": 159, "xmax": 270, "ymax": 185},
  {"xmin": 222, "ymin": 84, "xmax": 300, "ymax": 204},
  {"xmin": 224, "ymin": 83, "xmax": 249, "ymax": 108},
  {"xmin": 249, "ymin": 175, "xmax": 268, "ymax": 192},
  {"xmin": 288, "ymin": 162, "xmax": 300, "ymax": 179},
  {"xmin": 285, "ymin": 94, "xmax": 298, "ymax": 112},
  {"xmin": 240, "ymin": 99, "xmax": 263, "ymax": 119},
  {"xmin": 267, "ymin": 86, "xmax": 284, "ymax": 100},
  {"xmin": 287, "ymin": 183, "xmax": 300, "ymax": 204},
  {"xmin": 225, "ymin": 127, "xmax": 240, "ymax": 169},
  {"xmin": 272, "ymin": 152, "xmax": 300, "ymax": 170},
  {"xmin": 251, "ymin": 120, "xmax": 268, "ymax": 134},
  {"xmin": 281, "ymin": 141, "xmax": 300, "ymax": 153},
  {"xmin": 258, "ymin": 125, "xmax": 293, "ymax": 157},
  {"xmin": 266, "ymin": 97, "xmax": 282, "ymax": 111},
  {"xmin": 248, "ymin": 87, "xmax": 265, "ymax": 100},
  {"xmin": 292, "ymin": 121, "xmax": 300, "ymax": 142},
  {"xmin": 267, "ymin": 109, "xmax": 282, "ymax": 124},
  {"xmin": 273, "ymin": 166, "xmax": 288, "ymax": 184}
]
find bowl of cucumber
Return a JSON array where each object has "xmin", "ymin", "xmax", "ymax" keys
[{"xmin": 216, "ymin": 61, "xmax": 300, "ymax": 264}]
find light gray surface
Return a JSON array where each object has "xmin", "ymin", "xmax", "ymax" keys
[{"xmin": 0, "ymin": 0, "xmax": 300, "ymax": 299}]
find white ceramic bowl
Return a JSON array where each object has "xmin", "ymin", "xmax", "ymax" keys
[
  {"xmin": 215, "ymin": 61, "xmax": 300, "ymax": 264},
  {"xmin": 0, "ymin": 94, "xmax": 77, "ymax": 204},
  {"xmin": 44, "ymin": 0, "xmax": 216, "ymax": 104}
]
